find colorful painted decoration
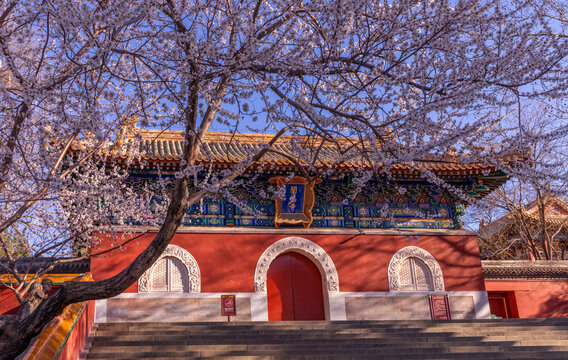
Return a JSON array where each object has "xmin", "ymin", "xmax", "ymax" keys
[{"xmin": 126, "ymin": 173, "xmax": 481, "ymax": 230}]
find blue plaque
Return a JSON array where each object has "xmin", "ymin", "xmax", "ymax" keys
[{"xmin": 282, "ymin": 184, "xmax": 305, "ymax": 214}]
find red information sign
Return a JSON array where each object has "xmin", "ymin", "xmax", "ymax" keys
[
  {"xmin": 429, "ymin": 294, "xmax": 452, "ymax": 320},
  {"xmin": 221, "ymin": 295, "xmax": 236, "ymax": 317}
]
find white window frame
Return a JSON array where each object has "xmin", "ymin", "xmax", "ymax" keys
[
  {"xmin": 388, "ymin": 246, "xmax": 445, "ymax": 292},
  {"xmin": 138, "ymin": 244, "xmax": 201, "ymax": 293}
]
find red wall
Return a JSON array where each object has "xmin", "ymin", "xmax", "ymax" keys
[
  {"xmin": 91, "ymin": 232, "xmax": 485, "ymax": 293},
  {"xmin": 58, "ymin": 300, "xmax": 95, "ymax": 360},
  {"xmin": 0, "ymin": 286, "xmax": 60, "ymax": 315},
  {"xmin": 0, "ymin": 287, "xmax": 21, "ymax": 315},
  {"xmin": 485, "ymin": 280, "xmax": 568, "ymax": 318}
]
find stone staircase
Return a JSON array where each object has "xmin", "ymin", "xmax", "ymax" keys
[{"xmin": 85, "ymin": 319, "xmax": 568, "ymax": 359}]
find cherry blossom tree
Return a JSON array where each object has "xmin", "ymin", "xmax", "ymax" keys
[
  {"xmin": 2, "ymin": 0, "xmax": 568, "ymax": 357},
  {"xmin": 477, "ymin": 186, "xmax": 568, "ymax": 260},
  {"xmin": 465, "ymin": 102, "xmax": 568, "ymax": 260}
]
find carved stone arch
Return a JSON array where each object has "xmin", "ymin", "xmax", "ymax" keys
[
  {"xmin": 138, "ymin": 244, "xmax": 201, "ymax": 292},
  {"xmin": 254, "ymin": 237, "xmax": 339, "ymax": 292},
  {"xmin": 388, "ymin": 246, "xmax": 444, "ymax": 292}
]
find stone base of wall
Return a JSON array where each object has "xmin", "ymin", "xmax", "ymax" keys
[
  {"xmin": 95, "ymin": 291, "xmax": 488, "ymax": 323},
  {"xmin": 95, "ymin": 293, "xmax": 267, "ymax": 323},
  {"xmin": 344, "ymin": 295, "xmax": 476, "ymax": 320},
  {"xmin": 343, "ymin": 293, "xmax": 479, "ymax": 320},
  {"xmin": 450, "ymin": 296, "xmax": 476, "ymax": 319},
  {"xmin": 346, "ymin": 296, "xmax": 430, "ymax": 320},
  {"xmin": 107, "ymin": 297, "xmax": 252, "ymax": 322}
]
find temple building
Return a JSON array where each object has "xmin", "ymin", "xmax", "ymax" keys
[
  {"xmin": 90, "ymin": 129, "xmax": 512, "ymax": 322},
  {"xmin": 478, "ymin": 195, "xmax": 568, "ymax": 261},
  {"xmin": 478, "ymin": 195, "xmax": 568, "ymax": 318},
  {"xmin": 483, "ymin": 260, "xmax": 568, "ymax": 318}
]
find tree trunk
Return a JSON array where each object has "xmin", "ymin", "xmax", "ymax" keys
[
  {"xmin": 0, "ymin": 117, "xmax": 279, "ymax": 359},
  {"xmin": 0, "ymin": 176, "xmax": 191, "ymax": 360}
]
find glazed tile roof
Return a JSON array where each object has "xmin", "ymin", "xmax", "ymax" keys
[
  {"xmin": 97, "ymin": 129, "xmax": 517, "ymax": 177},
  {"xmin": 482, "ymin": 260, "xmax": 568, "ymax": 280},
  {"xmin": 0, "ymin": 258, "xmax": 90, "ymax": 275}
]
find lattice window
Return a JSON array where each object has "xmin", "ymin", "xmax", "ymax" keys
[
  {"xmin": 151, "ymin": 258, "xmax": 168, "ymax": 292},
  {"xmin": 149, "ymin": 256, "xmax": 189, "ymax": 292},
  {"xmin": 399, "ymin": 257, "xmax": 434, "ymax": 291}
]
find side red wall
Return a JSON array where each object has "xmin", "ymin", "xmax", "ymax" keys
[
  {"xmin": 58, "ymin": 300, "xmax": 95, "ymax": 360},
  {"xmin": 91, "ymin": 232, "xmax": 485, "ymax": 293},
  {"xmin": 485, "ymin": 280, "xmax": 568, "ymax": 318}
]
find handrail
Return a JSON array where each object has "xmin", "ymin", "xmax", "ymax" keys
[{"xmin": 20, "ymin": 273, "xmax": 93, "ymax": 360}]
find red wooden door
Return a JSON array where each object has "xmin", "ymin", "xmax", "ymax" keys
[
  {"xmin": 488, "ymin": 292, "xmax": 511, "ymax": 318},
  {"xmin": 267, "ymin": 252, "xmax": 325, "ymax": 321}
]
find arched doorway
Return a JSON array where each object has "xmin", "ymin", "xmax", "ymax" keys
[{"xmin": 267, "ymin": 252, "xmax": 325, "ymax": 321}]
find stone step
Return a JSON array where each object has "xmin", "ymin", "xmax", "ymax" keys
[
  {"xmin": 95, "ymin": 319, "xmax": 567, "ymax": 325},
  {"xmin": 85, "ymin": 354, "xmax": 568, "ymax": 360},
  {"xmin": 87, "ymin": 343, "xmax": 568, "ymax": 353},
  {"xmin": 79, "ymin": 323, "xmax": 99, "ymax": 360},
  {"xmin": 97, "ymin": 318, "xmax": 568, "ymax": 324},
  {"xmin": 93, "ymin": 327, "xmax": 568, "ymax": 336},
  {"xmin": 94, "ymin": 326, "xmax": 568, "ymax": 336},
  {"xmin": 87, "ymin": 320, "xmax": 568, "ymax": 359},
  {"xmin": 86, "ymin": 337, "xmax": 568, "ymax": 351},
  {"xmin": 86, "ymin": 346, "xmax": 568, "ymax": 359},
  {"xmin": 91, "ymin": 332, "xmax": 568, "ymax": 343},
  {"xmin": 94, "ymin": 325, "xmax": 568, "ymax": 333},
  {"xmin": 96, "ymin": 320, "xmax": 568, "ymax": 329},
  {"xmin": 89, "ymin": 334, "xmax": 568, "ymax": 346},
  {"xmin": 90, "ymin": 332, "xmax": 464, "ymax": 341}
]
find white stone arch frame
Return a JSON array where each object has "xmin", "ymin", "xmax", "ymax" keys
[
  {"xmin": 138, "ymin": 244, "xmax": 201, "ymax": 292},
  {"xmin": 254, "ymin": 237, "xmax": 339, "ymax": 293},
  {"xmin": 388, "ymin": 246, "xmax": 444, "ymax": 292}
]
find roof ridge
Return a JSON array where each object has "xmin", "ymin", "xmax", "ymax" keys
[{"xmin": 136, "ymin": 128, "xmax": 338, "ymax": 144}]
